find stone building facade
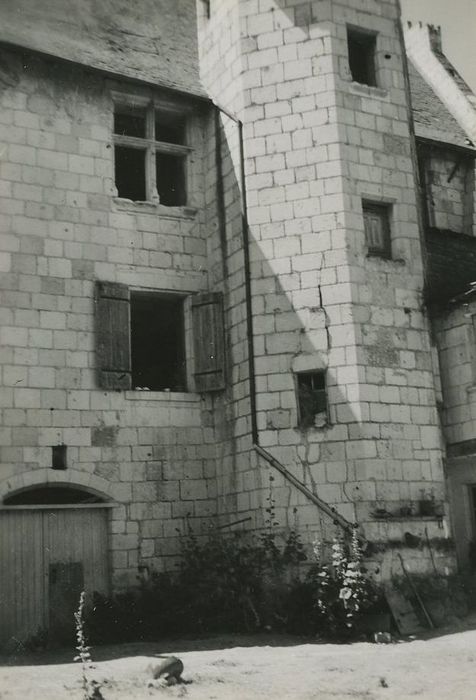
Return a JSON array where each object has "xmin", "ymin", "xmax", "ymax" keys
[
  {"xmin": 405, "ymin": 23, "xmax": 476, "ymax": 569},
  {"xmin": 0, "ymin": 0, "xmax": 475, "ymax": 646}
]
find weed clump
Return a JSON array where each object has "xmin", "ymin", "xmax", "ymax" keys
[
  {"xmin": 74, "ymin": 591, "xmax": 103, "ymax": 700},
  {"xmin": 87, "ymin": 523, "xmax": 379, "ymax": 643}
]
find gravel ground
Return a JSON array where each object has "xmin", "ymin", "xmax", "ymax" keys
[{"xmin": 1, "ymin": 617, "xmax": 476, "ymax": 699}]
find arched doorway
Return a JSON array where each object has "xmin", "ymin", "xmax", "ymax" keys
[{"xmin": 0, "ymin": 485, "xmax": 112, "ymax": 650}]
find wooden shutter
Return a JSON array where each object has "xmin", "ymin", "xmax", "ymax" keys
[
  {"xmin": 95, "ymin": 281, "xmax": 131, "ymax": 390},
  {"xmin": 192, "ymin": 292, "xmax": 226, "ymax": 392}
]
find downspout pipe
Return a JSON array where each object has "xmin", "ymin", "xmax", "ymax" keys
[
  {"xmin": 214, "ymin": 108, "xmax": 228, "ymax": 281},
  {"xmin": 214, "ymin": 103, "xmax": 356, "ymax": 535},
  {"xmin": 238, "ymin": 118, "xmax": 259, "ymax": 445}
]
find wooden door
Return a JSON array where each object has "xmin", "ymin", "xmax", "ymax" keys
[
  {"xmin": 49, "ymin": 562, "xmax": 84, "ymax": 645},
  {"xmin": 0, "ymin": 506, "xmax": 109, "ymax": 650},
  {"xmin": 0, "ymin": 510, "xmax": 46, "ymax": 649}
]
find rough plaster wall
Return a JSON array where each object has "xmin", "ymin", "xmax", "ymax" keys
[
  {"xmin": 0, "ymin": 49, "xmax": 218, "ymax": 589},
  {"xmin": 434, "ymin": 302, "xmax": 476, "ymax": 446},
  {"xmin": 425, "ymin": 152, "xmax": 474, "ymax": 235},
  {"xmin": 199, "ymin": 0, "xmax": 453, "ymax": 573}
]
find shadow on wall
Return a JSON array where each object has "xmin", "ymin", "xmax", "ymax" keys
[{"xmin": 211, "ymin": 105, "xmax": 365, "ymax": 545}]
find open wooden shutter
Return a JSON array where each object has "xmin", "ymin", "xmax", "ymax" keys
[
  {"xmin": 95, "ymin": 281, "xmax": 131, "ymax": 390},
  {"xmin": 192, "ymin": 292, "xmax": 226, "ymax": 392}
]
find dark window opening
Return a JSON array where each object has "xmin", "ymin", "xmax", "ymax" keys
[
  {"xmin": 131, "ymin": 293, "xmax": 186, "ymax": 391},
  {"xmin": 155, "ymin": 113, "xmax": 186, "ymax": 145},
  {"xmin": 3, "ymin": 486, "xmax": 103, "ymax": 505},
  {"xmin": 52, "ymin": 444, "xmax": 67, "ymax": 470},
  {"xmin": 114, "ymin": 106, "xmax": 146, "ymax": 138},
  {"xmin": 156, "ymin": 153, "xmax": 186, "ymax": 206},
  {"xmin": 347, "ymin": 28, "xmax": 377, "ymax": 86},
  {"xmin": 297, "ymin": 371, "xmax": 328, "ymax": 429},
  {"xmin": 114, "ymin": 146, "xmax": 146, "ymax": 200},
  {"xmin": 363, "ymin": 201, "xmax": 392, "ymax": 258}
]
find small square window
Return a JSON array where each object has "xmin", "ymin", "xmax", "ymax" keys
[
  {"xmin": 296, "ymin": 371, "xmax": 328, "ymax": 429},
  {"xmin": 52, "ymin": 444, "xmax": 67, "ymax": 471},
  {"xmin": 347, "ymin": 28, "xmax": 377, "ymax": 87},
  {"xmin": 363, "ymin": 201, "xmax": 392, "ymax": 258},
  {"xmin": 130, "ymin": 292, "xmax": 186, "ymax": 391},
  {"xmin": 113, "ymin": 101, "xmax": 188, "ymax": 205}
]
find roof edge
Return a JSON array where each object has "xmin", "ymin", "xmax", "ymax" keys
[{"xmin": 0, "ymin": 39, "xmax": 212, "ymax": 105}]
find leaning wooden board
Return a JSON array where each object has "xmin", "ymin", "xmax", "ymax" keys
[{"xmin": 384, "ymin": 587, "xmax": 426, "ymax": 635}]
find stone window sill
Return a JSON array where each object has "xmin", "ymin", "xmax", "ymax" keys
[
  {"xmin": 344, "ymin": 80, "xmax": 389, "ymax": 100},
  {"xmin": 125, "ymin": 390, "xmax": 200, "ymax": 402},
  {"xmin": 113, "ymin": 198, "xmax": 198, "ymax": 219},
  {"xmin": 365, "ymin": 255, "xmax": 406, "ymax": 266}
]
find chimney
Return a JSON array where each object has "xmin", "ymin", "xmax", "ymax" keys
[{"xmin": 428, "ymin": 24, "xmax": 442, "ymax": 53}]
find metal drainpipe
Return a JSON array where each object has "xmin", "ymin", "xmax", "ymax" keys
[
  {"xmin": 238, "ymin": 119, "xmax": 259, "ymax": 445},
  {"xmin": 214, "ymin": 108, "xmax": 229, "ymax": 282}
]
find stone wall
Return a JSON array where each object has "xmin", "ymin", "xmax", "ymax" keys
[
  {"xmin": 198, "ymin": 0, "xmax": 454, "ymax": 572},
  {"xmin": 0, "ymin": 0, "xmax": 460, "ymax": 585},
  {"xmin": 0, "ymin": 48, "xmax": 219, "ymax": 588}
]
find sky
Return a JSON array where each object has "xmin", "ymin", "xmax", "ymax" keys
[{"xmin": 401, "ymin": 0, "xmax": 476, "ymax": 93}]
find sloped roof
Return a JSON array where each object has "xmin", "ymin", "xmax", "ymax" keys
[
  {"xmin": 432, "ymin": 45, "xmax": 476, "ymax": 108},
  {"xmin": 408, "ymin": 59, "xmax": 472, "ymax": 149},
  {"xmin": 0, "ymin": 0, "xmax": 206, "ymax": 98}
]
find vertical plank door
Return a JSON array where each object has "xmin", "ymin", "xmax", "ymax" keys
[
  {"xmin": 43, "ymin": 508, "xmax": 109, "ymax": 646},
  {"xmin": 0, "ymin": 510, "xmax": 46, "ymax": 649},
  {"xmin": 0, "ymin": 507, "xmax": 109, "ymax": 650}
]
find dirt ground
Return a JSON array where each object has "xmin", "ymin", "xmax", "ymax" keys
[{"xmin": 1, "ymin": 617, "xmax": 476, "ymax": 700}]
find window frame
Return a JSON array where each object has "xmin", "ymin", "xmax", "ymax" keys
[
  {"xmin": 347, "ymin": 26, "xmax": 378, "ymax": 87},
  {"xmin": 112, "ymin": 95, "xmax": 192, "ymax": 205},
  {"xmin": 362, "ymin": 200, "xmax": 392, "ymax": 259},
  {"xmin": 95, "ymin": 281, "xmax": 226, "ymax": 394},
  {"xmin": 130, "ymin": 290, "xmax": 188, "ymax": 392},
  {"xmin": 295, "ymin": 370, "xmax": 329, "ymax": 430}
]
